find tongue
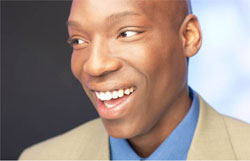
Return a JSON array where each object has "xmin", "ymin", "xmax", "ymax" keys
[{"xmin": 104, "ymin": 95, "xmax": 130, "ymax": 107}]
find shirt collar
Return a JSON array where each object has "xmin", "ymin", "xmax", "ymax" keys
[{"xmin": 109, "ymin": 87, "xmax": 199, "ymax": 160}]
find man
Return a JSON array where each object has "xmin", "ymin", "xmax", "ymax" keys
[{"xmin": 19, "ymin": 0, "xmax": 250, "ymax": 160}]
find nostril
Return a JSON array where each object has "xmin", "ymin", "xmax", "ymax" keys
[
  {"xmin": 99, "ymin": 71, "xmax": 113, "ymax": 77},
  {"xmin": 83, "ymin": 56, "xmax": 122, "ymax": 77}
]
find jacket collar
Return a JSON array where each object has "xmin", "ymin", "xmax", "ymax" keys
[
  {"xmin": 187, "ymin": 94, "xmax": 237, "ymax": 160},
  {"xmin": 82, "ymin": 93, "xmax": 236, "ymax": 160},
  {"xmin": 77, "ymin": 119, "xmax": 110, "ymax": 160}
]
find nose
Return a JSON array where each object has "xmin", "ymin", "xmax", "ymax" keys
[{"xmin": 83, "ymin": 37, "xmax": 122, "ymax": 77}]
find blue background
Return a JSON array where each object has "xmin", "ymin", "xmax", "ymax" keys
[
  {"xmin": 2, "ymin": 0, "xmax": 249, "ymax": 160},
  {"xmin": 190, "ymin": 0, "xmax": 250, "ymax": 123}
]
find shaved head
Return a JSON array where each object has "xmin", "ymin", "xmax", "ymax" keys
[
  {"xmin": 157, "ymin": 0, "xmax": 193, "ymax": 31},
  {"xmin": 68, "ymin": 0, "xmax": 201, "ymax": 157}
]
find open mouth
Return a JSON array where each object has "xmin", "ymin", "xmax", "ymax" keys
[{"xmin": 95, "ymin": 87, "xmax": 135, "ymax": 109}]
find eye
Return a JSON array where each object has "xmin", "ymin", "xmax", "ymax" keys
[
  {"xmin": 67, "ymin": 38, "xmax": 85, "ymax": 46},
  {"xmin": 72, "ymin": 39, "xmax": 84, "ymax": 45},
  {"xmin": 118, "ymin": 31, "xmax": 138, "ymax": 38},
  {"xmin": 67, "ymin": 37, "xmax": 88, "ymax": 50}
]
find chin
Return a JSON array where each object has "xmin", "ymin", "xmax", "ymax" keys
[{"xmin": 101, "ymin": 118, "xmax": 141, "ymax": 139}]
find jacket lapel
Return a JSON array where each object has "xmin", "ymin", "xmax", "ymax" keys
[
  {"xmin": 81, "ymin": 94, "xmax": 237, "ymax": 160},
  {"xmin": 78, "ymin": 119, "xmax": 110, "ymax": 160},
  {"xmin": 187, "ymin": 94, "xmax": 237, "ymax": 159}
]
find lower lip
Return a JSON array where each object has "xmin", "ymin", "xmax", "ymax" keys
[{"xmin": 95, "ymin": 92, "xmax": 134, "ymax": 119}]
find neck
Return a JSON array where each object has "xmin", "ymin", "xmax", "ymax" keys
[{"xmin": 128, "ymin": 86, "xmax": 192, "ymax": 158}]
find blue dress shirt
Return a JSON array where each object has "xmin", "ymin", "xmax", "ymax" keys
[{"xmin": 109, "ymin": 88, "xmax": 199, "ymax": 160}]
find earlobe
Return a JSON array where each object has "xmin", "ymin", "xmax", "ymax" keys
[{"xmin": 180, "ymin": 14, "xmax": 202, "ymax": 58}]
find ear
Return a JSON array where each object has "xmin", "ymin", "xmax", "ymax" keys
[{"xmin": 179, "ymin": 14, "xmax": 202, "ymax": 58}]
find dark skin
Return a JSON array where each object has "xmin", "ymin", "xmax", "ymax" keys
[{"xmin": 68, "ymin": 0, "xmax": 202, "ymax": 158}]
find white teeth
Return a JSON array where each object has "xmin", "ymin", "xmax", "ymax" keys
[
  {"xmin": 104, "ymin": 102, "xmax": 115, "ymax": 108},
  {"xmin": 100, "ymin": 92, "xmax": 105, "ymax": 101},
  {"xmin": 124, "ymin": 88, "xmax": 130, "ymax": 95},
  {"xmin": 118, "ymin": 89, "xmax": 124, "ymax": 97},
  {"xmin": 112, "ymin": 91, "xmax": 118, "ymax": 99},
  {"xmin": 95, "ymin": 87, "xmax": 135, "ymax": 101},
  {"xmin": 96, "ymin": 92, "xmax": 100, "ymax": 98},
  {"xmin": 105, "ymin": 91, "xmax": 112, "ymax": 100}
]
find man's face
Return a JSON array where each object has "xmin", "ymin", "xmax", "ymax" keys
[{"xmin": 68, "ymin": 0, "xmax": 188, "ymax": 138}]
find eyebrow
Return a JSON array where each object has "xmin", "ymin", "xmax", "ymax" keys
[
  {"xmin": 67, "ymin": 11, "xmax": 141, "ymax": 27},
  {"xmin": 67, "ymin": 21, "xmax": 80, "ymax": 28},
  {"xmin": 105, "ymin": 11, "xmax": 141, "ymax": 24}
]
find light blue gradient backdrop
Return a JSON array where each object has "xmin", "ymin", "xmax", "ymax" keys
[{"xmin": 189, "ymin": 0, "xmax": 250, "ymax": 123}]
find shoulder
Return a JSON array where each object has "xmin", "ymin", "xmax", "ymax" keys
[
  {"xmin": 194, "ymin": 93, "xmax": 250, "ymax": 159},
  {"xmin": 221, "ymin": 115, "xmax": 250, "ymax": 159},
  {"xmin": 19, "ymin": 118, "xmax": 108, "ymax": 160},
  {"xmin": 222, "ymin": 114, "xmax": 249, "ymax": 131}
]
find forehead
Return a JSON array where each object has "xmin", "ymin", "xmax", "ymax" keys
[
  {"xmin": 70, "ymin": 0, "xmax": 155, "ymax": 14},
  {"xmin": 68, "ymin": 0, "xmax": 168, "ymax": 24},
  {"xmin": 67, "ymin": 0, "xmax": 186, "ymax": 36}
]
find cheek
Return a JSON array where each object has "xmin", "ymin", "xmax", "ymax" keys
[
  {"xmin": 71, "ymin": 51, "xmax": 83, "ymax": 80},
  {"xmin": 123, "ymin": 42, "xmax": 172, "ymax": 83},
  {"xmin": 116, "ymin": 39, "xmax": 165, "ymax": 78}
]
